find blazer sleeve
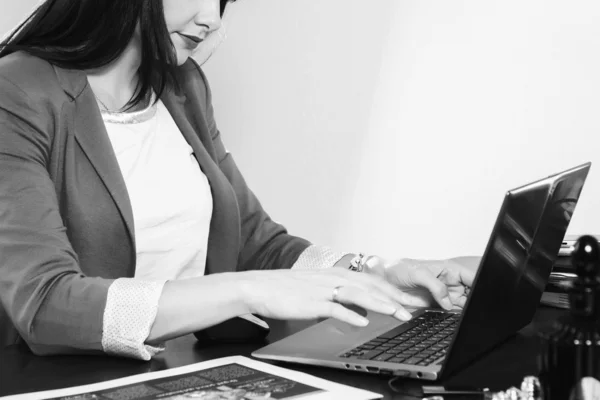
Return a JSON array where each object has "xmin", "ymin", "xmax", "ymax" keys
[
  {"xmin": 0, "ymin": 75, "xmax": 112, "ymax": 355},
  {"xmin": 194, "ymin": 66, "xmax": 312, "ymax": 271}
]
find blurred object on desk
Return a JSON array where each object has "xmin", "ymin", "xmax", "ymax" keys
[
  {"xmin": 485, "ymin": 376, "xmax": 542, "ymax": 400},
  {"xmin": 541, "ymin": 271, "xmax": 575, "ymax": 309},
  {"xmin": 558, "ymin": 234, "xmax": 600, "ymax": 257},
  {"xmin": 538, "ymin": 235, "xmax": 600, "ymax": 400},
  {"xmin": 541, "ymin": 234, "xmax": 600, "ymax": 309}
]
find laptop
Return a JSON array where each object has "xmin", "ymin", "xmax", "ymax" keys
[{"xmin": 252, "ymin": 162, "xmax": 591, "ymax": 380}]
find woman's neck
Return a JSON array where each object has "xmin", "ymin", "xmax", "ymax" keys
[{"xmin": 86, "ymin": 35, "xmax": 142, "ymax": 111}]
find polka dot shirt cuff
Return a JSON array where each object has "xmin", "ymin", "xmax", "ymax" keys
[
  {"xmin": 102, "ymin": 278, "xmax": 167, "ymax": 360},
  {"xmin": 291, "ymin": 245, "xmax": 350, "ymax": 270}
]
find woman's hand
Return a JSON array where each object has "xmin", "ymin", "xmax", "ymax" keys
[
  {"xmin": 238, "ymin": 268, "xmax": 415, "ymax": 327},
  {"xmin": 373, "ymin": 256, "xmax": 480, "ymax": 310}
]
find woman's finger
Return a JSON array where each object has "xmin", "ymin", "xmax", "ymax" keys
[
  {"xmin": 292, "ymin": 268, "xmax": 416, "ymax": 312},
  {"xmin": 367, "ymin": 288, "xmax": 428, "ymax": 312},
  {"xmin": 458, "ymin": 266, "xmax": 476, "ymax": 288},
  {"xmin": 396, "ymin": 289, "xmax": 434, "ymax": 307},
  {"xmin": 332, "ymin": 285, "xmax": 412, "ymax": 321},
  {"xmin": 300, "ymin": 268, "xmax": 409, "ymax": 306},
  {"xmin": 448, "ymin": 257, "xmax": 479, "ymax": 287},
  {"xmin": 448, "ymin": 287, "xmax": 468, "ymax": 308},
  {"xmin": 341, "ymin": 269, "xmax": 410, "ymax": 305},
  {"xmin": 452, "ymin": 295, "xmax": 468, "ymax": 308},
  {"xmin": 409, "ymin": 268, "xmax": 453, "ymax": 310},
  {"xmin": 311, "ymin": 300, "xmax": 370, "ymax": 327}
]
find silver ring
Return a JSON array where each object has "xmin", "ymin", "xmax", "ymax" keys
[{"xmin": 332, "ymin": 286, "xmax": 343, "ymax": 303}]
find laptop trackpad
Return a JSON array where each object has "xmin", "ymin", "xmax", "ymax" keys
[{"xmin": 255, "ymin": 310, "xmax": 411, "ymax": 358}]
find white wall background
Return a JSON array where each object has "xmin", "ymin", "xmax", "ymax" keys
[
  {"xmin": 204, "ymin": 0, "xmax": 600, "ymax": 259},
  {"xmin": 3, "ymin": 0, "xmax": 600, "ymax": 260}
]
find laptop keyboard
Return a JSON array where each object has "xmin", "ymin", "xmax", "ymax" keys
[{"xmin": 339, "ymin": 311, "xmax": 459, "ymax": 366}]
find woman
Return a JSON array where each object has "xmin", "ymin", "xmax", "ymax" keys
[{"xmin": 0, "ymin": 0, "xmax": 477, "ymax": 360}]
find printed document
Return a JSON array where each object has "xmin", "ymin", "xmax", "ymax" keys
[{"xmin": 1, "ymin": 356, "xmax": 381, "ymax": 400}]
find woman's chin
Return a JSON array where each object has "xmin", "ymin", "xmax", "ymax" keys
[
  {"xmin": 176, "ymin": 54, "xmax": 190, "ymax": 66},
  {"xmin": 171, "ymin": 47, "xmax": 192, "ymax": 66}
]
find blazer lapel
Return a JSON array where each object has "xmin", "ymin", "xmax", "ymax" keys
[
  {"xmin": 56, "ymin": 65, "xmax": 239, "ymax": 276},
  {"xmin": 162, "ymin": 90, "xmax": 240, "ymax": 275},
  {"xmin": 72, "ymin": 85, "xmax": 136, "ymax": 258}
]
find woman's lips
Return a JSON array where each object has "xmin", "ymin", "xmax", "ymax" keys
[{"xmin": 178, "ymin": 33, "xmax": 203, "ymax": 50}]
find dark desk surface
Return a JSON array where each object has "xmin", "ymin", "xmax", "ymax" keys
[{"xmin": 0, "ymin": 306, "xmax": 564, "ymax": 399}]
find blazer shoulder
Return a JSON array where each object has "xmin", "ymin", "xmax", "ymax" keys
[{"xmin": 0, "ymin": 52, "xmax": 73, "ymax": 104}]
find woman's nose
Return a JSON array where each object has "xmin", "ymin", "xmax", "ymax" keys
[{"xmin": 195, "ymin": 0, "xmax": 222, "ymax": 34}]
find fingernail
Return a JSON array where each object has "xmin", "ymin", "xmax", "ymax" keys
[
  {"xmin": 397, "ymin": 309, "xmax": 412, "ymax": 321},
  {"xmin": 441, "ymin": 296, "xmax": 453, "ymax": 310},
  {"xmin": 357, "ymin": 317, "xmax": 369, "ymax": 326},
  {"xmin": 381, "ymin": 303, "xmax": 397, "ymax": 315}
]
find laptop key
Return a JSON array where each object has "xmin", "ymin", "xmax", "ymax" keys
[
  {"xmin": 402, "ymin": 349, "xmax": 419, "ymax": 355},
  {"xmin": 372, "ymin": 353, "xmax": 396, "ymax": 362},
  {"xmin": 341, "ymin": 310, "xmax": 458, "ymax": 362},
  {"xmin": 356, "ymin": 350, "xmax": 382, "ymax": 359},
  {"xmin": 378, "ymin": 321, "xmax": 418, "ymax": 339}
]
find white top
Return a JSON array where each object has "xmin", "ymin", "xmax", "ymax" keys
[
  {"xmin": 97, "ymin": 96, "xmax": 350, "ymax": 360},
  {"xmin": 103, "ymin": 98, "xmax": 213, "ymax": 280}
]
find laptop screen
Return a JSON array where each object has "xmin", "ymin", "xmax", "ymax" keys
[{"xmin": 442, "ymin": 162, "xmax": 590, "ymax": 377}]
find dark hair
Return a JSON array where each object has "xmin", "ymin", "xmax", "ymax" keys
[{"xmin": 0, "ymin": 0, "xmax": 235, "ymax": 110}]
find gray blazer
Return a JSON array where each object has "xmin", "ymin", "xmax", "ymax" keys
[{"xmin": 0, "ymin": 52, "xmax": 310, "ymax": 354}]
